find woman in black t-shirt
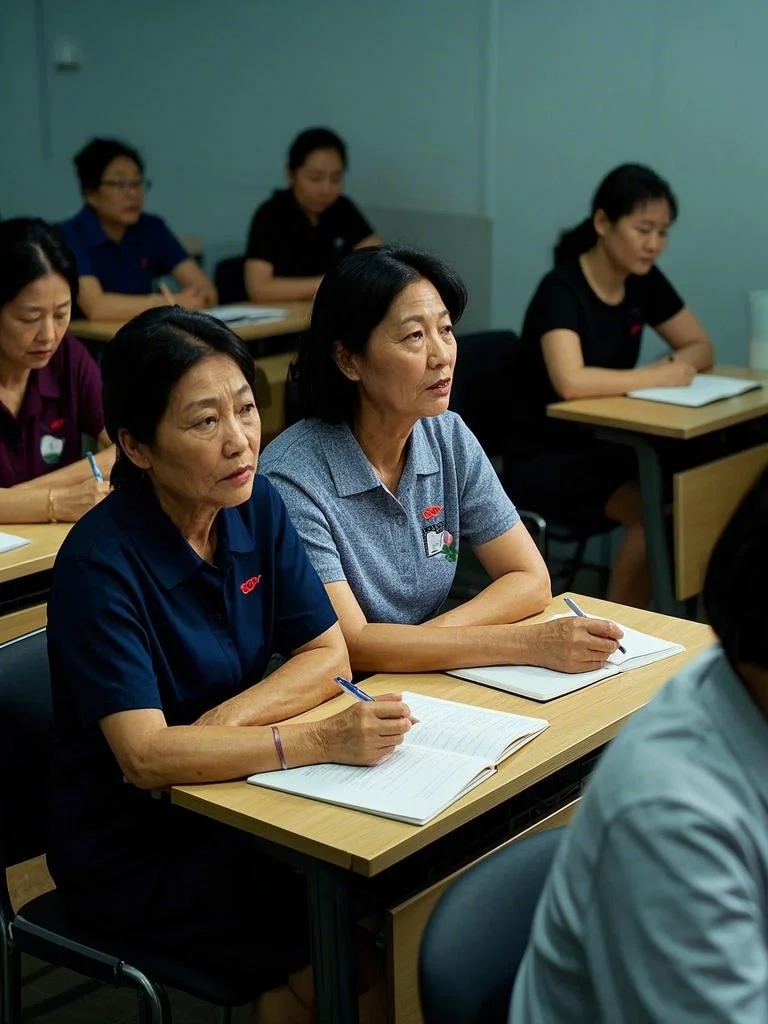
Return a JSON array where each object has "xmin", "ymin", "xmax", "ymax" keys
[
  {"xmin": 506, "ymin": 164, "xmax": 713, "ymax": 607},
  {"xmin": 245, "ymin": 127, "xmax": 381, "ymax": 303}
]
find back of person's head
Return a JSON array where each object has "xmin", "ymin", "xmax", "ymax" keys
[
  {"xmin": 703, "ymin": 466, "xmax": 768, "ymax": 673},
  {"xmin": 297, "ymin": 244, "xmax": 467, "ymax": 424},
  {"xmin": 0, "ymin": 217, "xmax": 78, "ymax": 309},
  {"xmin": 553, "ymin": 163, "xmax": 678, "ymax": 265},
  {"xmin": 287, "ymin": 127, "xmax": 348, "ymax": 171},
  {"xmin": 102, "ymin": 306, "xmax": 256, "ymax": 489},
  {"xmin": 74, "ymin": 137, "xmax": 144, "ymax": 194}
]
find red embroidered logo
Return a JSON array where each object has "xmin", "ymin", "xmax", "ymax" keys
[
  {"xmin": 630, "ymin": 323, "xmax": 642, "ymax": 336},
  {"xmin": 239, "ymin": 575, "xmax": 262, "ymax": 594},
  {"xmin": 49, "ymin": 418, "xmax": 65, "ymax": 430},
  {"xmin": 422, "ymin": 505, "xmax": 443, "ymax": 521}
]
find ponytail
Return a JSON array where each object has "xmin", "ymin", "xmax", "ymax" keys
[{"xmin": 553, "ymin": 217, "xmax": 596, "ymax": 266}]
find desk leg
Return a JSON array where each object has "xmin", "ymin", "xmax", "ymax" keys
[
  {"xmin": 595, "ymin": 429, "xmax": 683, "ymax": 617},
  {"xmin": 305, "ymin": 860, "xmax": 358, "ymax": 1024}
]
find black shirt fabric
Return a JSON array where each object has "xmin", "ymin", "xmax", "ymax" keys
[
  {"xmin": 504, "ymin": 260, "xmax": 684, "ymax": 528},
  {"xmin": 245, "ymin": 188, "xmax": 374, "ymax": 277}
]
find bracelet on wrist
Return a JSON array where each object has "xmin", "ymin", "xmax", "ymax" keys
[
  {"xmin": 271, "ymin": 725, "xmax": 288, "ymax": 770},
  {"xmin": 47, "ymin": 489, "xmax": 58, "ymax": 523}
]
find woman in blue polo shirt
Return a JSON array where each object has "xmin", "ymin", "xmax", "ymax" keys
[
  {"xmin": 59, "ymin": 137, "xmax": 217, "ymax": 320},
  {"xmin": 0, "ymin": 217, "xmax": 113, "ymax": 521},
  {"xmin": 245, "ymin": 127, "xmax": 381, "ymax": 303},
  {"xmin": 261, "ymin": 246, "xmax": 623, "ymax": 676},
  {"xmin": 46, "ymin": 307, "xmax": 408, "ymax": 1022}
]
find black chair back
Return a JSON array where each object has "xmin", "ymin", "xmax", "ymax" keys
[
  {"xmin": 0, "ymin": 629, "xmax": 51, "ymax": 873},
  {"xmin": 419, "ymin": 827, "xmax": 563, "ymax": 1024},
  {"xmin": 451, "ymin": 330, "xmax": 517, "ymax": 456},
  {"xmin": 214, "ymin": 256, "xmax": 247, "ymax": 305}
]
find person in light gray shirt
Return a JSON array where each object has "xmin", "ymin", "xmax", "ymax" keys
[
  {"xmin": 260, "ymin": 245, "xmax": 623, "ymax": 676},
  {"xmin": 511, "ymin": 466, "xmax": 768, "ymax": 1024}
]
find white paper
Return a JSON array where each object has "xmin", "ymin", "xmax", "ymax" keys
[
  {"xmin": 206, "ymin": 305, "xmax": 288, "ymax": 324},
  {"xmin": 0, "ymin": 531, "xmax": 30, "ymax": 555},
  {"xmin": 627, "ymin": 374, "xmax": 761, "ymax": 408}
]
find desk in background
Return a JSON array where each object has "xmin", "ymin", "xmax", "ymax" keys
[
  {"xmin": 548, "ymin": 365, "xmax": 768, "ymax": 615},
  {"xmin": 173, "ymin": 594, "xmax": 714, "ymax": 1024},
  {"xmin": 0, "ymin": 523, "xmax": 71, "ymax": 642}
]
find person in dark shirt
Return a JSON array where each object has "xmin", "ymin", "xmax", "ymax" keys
[
  {"xmin": 0, "ymin": 217, "xmax": 113, "ymax": 521},
  {"xmin": 46, "ymin": 307, "xmax": 408, "ymax": 1022},
  {"xmin": 59, "ymin": 137, "xmax": 217, "ymax": 320},
  {"xmin": 245, "ymin": 127, "xmax": 381, "ymax": 303},
  {"xmin": 506, "ymin": 164, "xmax": 713, "ymax": 607}
]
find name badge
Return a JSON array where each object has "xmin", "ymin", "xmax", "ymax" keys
[{"xmin": 40, "ymin": 434, "xmax": 65, "ymax": 465}]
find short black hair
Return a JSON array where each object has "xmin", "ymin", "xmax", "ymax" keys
[
  {"xmin": 554, "ymin": 163, "xmax": 678, "ymax": 265},
  {"xmin": 287, "ymin": 127, "xmax": 347, "ymax": 172},
  {"xmin": 703, "ymin": 465, "xmax": 768, "ymax": 672},
  {"xmin": 296, "ymin": 245, "xmax": 467, "ymax": 424},
  {"xmin": 0, "ymin": 217, "xmax": 78, "ymax": 309},
  {"xmin": 74, "ymin": 137, "xmax": 145, "ymax": 194},
  {"xmin": 102, "ymin": 307, "xmax": 257, "ymax": 489}
]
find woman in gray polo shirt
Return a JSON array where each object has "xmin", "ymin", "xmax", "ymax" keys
[{"xmin": 260, "ymin": 246, "xmax": 622, "ymax": 675}]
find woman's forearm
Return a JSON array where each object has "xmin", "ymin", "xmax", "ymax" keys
[{"xmin": 429, "ymin": 569, "xmax": 550, "ymax": 628}]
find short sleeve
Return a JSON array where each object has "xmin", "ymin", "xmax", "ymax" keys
[
  {"xmin": 58, "ymin": 222, "xmax": 95, "ymax": 278},
  {"xmin": 337, "ymin": 196, "xmax": 375, "ymax": 247},
  {"xmin": 47, "ymin": 557, "xmax": 163, "ymax": 727},
  {"xmin": 528, "ymin": 278, "xmax": 584, "ymax": 339},
  {"xmin": 643, "ymin": 266, "xmax": 685, "ymax": 327},
  {"xmin": 67, "ymin": 336, "xmax": 105, "ymax": 438},
  {"xmin": 266, "ymin": 481, "xmax": 338, "ymax": 650},
  {"xmin": 150, "ymin": 216, "xmax": 188, "ymax": 275},
  {"xmin": 246, "ymin": 202, "xmax": 280, "ymax": 264},
  {"xmin": 451, "ymin": 417, "xmax": 519, "ymax": 545},
  {"xmin": 584, "ymin": 802, "xmax": 768, "ymax": 1022},
  {"xmin": 264, "ymin": 469, "xmax": 346, "ymax": 585}
]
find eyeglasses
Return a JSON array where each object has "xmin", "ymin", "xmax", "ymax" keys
[{"xmin": 99, "ymin": 178, "xmax": 152, "ymax": 193}]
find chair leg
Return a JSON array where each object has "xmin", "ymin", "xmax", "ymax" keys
[
  {"xmin": 0, "ymin": 936, "xmax": 21, "ymax": 1024},
  {"xmin": 123, "ymin": 965, "xmax": 170, "ymax": 1024}
]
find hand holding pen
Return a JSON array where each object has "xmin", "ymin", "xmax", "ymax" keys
[
  {"xmin": 564, "ymin": 597, "xmax": 626, "ymax": 654},
  {"xmin": 313, "ymin": 676, "xmax": 415, "ymax": 766}
]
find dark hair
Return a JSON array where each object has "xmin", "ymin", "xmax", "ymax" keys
[
  {"xmin": 287, "ymin": 127, "xmax": 347, "ymax": 172},
  {"xmin": 702, "ymin": 466, "xmax": 768, "ymax": 673},
  {"xmin": 296, "ymin": 245, "xmax": 467, "ymax": 424},
  {"xmin": 102, "ymin": 306, "xmax": 257, "ymax": 489},
  {"xmin": 0, "ymin": 217, "xmax": 78, "ymax": 309},
  {"xmin": 554, "ymin": 164, "xmax": 678, "ymax": 265},
  {"xmin": 74, "ymin": 137, "xmax": 145, "ymax": 193}
]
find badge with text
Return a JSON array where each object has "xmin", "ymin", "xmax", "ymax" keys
[{"xmin": 421, "ymin": 507, "xmax": 457, "ymax": 561}]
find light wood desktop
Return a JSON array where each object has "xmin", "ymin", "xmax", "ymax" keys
[
  {"xmin": 173, "ymin": 594, "xmax": 714, "ymax": 1024},
  {"xmin": 69, "ymin": 300, "xmax": 312, "ymax": 344},
  {"xmin": 547, "ymin": 365, "xmax": 768, "ymax": 614},
  {"xmin": 0, "ymin": 523, "xmax": 70, "ymax": 586}
]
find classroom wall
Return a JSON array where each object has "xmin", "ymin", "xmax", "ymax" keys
[{"xmin": 2, "ymin": 1, "xmax": 767, "ymax": 362}]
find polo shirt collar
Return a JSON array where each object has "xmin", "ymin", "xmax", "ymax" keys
[
  {"xmin": 701, "ymin": 647, "xmax": 768, "ymax": 805},
  {"xmin": 323, "ymin": 419, "xmax": 439, "ymax": 498},
  {"xmin": 109, "ymin": 483, "xmax": 250, "ymax": 589}
]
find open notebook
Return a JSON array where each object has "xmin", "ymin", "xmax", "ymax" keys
[
  {"xmin": 627, "ymin": 373, "xmax": 761, "ymax": 408},
  {"xmin": 206, "ymin": 305, "xmax": 288, "ymax": 325},
  {"xmin": 0, "ymin": 531, "xmax": 29, "ymax": 556},
  {"xmin": 247, "ymin": 691, "xmax": 548, "ymax": 825},
  {"xmin": 448, "ymin": 621, "xmax": 685, "ymax": 701}
]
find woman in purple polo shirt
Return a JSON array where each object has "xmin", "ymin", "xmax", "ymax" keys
[{"xmin": 0, "ymin": 218, "xmax": 114, "ymax": 521}]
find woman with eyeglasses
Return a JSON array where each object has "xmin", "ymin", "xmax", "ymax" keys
[{"xmin": 59, "ymin": 137, "xmax": 217, "ymax": 320}]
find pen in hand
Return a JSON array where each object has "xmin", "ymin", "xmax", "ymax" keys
[
  {"xmin": 564, "ymin": 596, "xmax": 626, "ymax": 654},
  {"xmin": 335, "ymin": 677, "xmax": 419, "ymax": 723},
  {"xmin": 85, "ymin": 450, "xmax": 104, "ymax": 483}
]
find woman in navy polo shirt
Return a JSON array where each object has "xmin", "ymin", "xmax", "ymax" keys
[
  {"xmin": 505, "ymin": 164, "xmax": 714, "ymax": 607},
  {"xmin": 46, "ymin": 307, "xmax": 407, "ymax": 1023},
  {"xmin": 261, "ymin": 246, "xmax": 623, "ymax": 676},
  {"xmin": 245, "ymin": 126, "xmax": 381, "ymax": 303},
  {"xmin": 0, "ymin": 217, "xmax": 113, "ymax": 521},
  {"xmin": 59, "ymin": 137, "xmax": 217, "ymax": 320}
]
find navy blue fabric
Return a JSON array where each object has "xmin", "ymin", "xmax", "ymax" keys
[
  {"xmin": 45, "ymin": 474, "xmax": 336, "ymax": 920},
  {"xmin": 59, "ymin": 205, "xmax": 187, "ymax": 295}
]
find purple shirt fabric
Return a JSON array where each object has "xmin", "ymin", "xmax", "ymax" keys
[{"xmin": 0, "ymin": 335, "xmax": 105, "ymax": 487}]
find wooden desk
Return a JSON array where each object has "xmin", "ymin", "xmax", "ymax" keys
[
  {"xmin": 173, "ymin": 594, "xmax": 713, "ymax": 1024},
  {"xmin": 0, "ymin": 524, "xmax": 70, "ymax": 585},
  {"xmin": 548, "ymin": 365, "xmax": 768, "ymax": 614},
  {"xmin": 69, "ymin": 301, "xmax": 312, "ymax": 344},
  {"xmin": 256, "ymin": 350, "xmax": 296, "ymax": 445}
]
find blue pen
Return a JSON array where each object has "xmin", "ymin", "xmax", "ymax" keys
[
  {"xmin": 85, "ymin": 450, "xmax": 104, "ymax": 483},
  {"xmin": 564, "ymin": 595, "xmax": 626, "ymax": 654},
  {"xmin": 335, "ymin": 675, "xmax": 375, "ymax": 702}
]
